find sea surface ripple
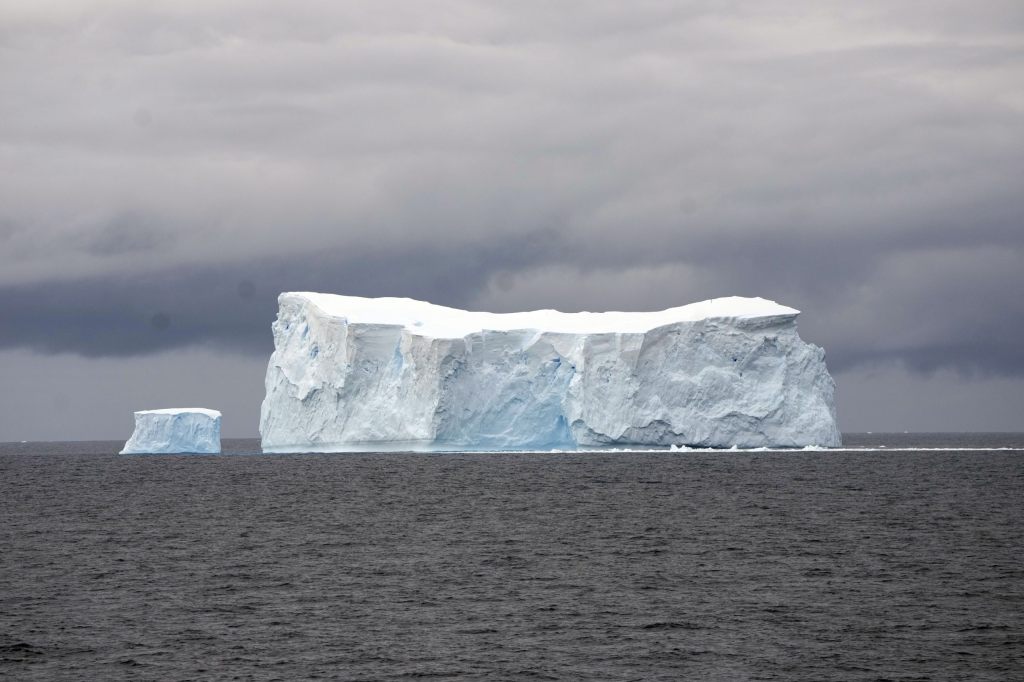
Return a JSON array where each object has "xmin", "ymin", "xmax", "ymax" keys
[{"xmin": 1, "ymin": 435, "xmax": 1022, "ymax": 680}]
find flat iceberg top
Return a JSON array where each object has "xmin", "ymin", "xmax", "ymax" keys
[
  {"xmin": 135, "ymin": 408, "xmax": 222, "ymax": 418},
  {"xmin": 286, "ymin": 292, "xmax": 799, "ymax": 338}
]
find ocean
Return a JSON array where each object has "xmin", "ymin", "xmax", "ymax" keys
[{"xmin": 2, "ymin": 435, "xmax": 1022, "ymax": 680}]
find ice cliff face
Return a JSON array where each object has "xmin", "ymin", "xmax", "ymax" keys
[
  {"xmin": 260, "ymin": 293, "xmax": 840, "ymax": 452},
  {"xmin": 120, "ymin": 408, "xmax": 222, "ymax": 454}
]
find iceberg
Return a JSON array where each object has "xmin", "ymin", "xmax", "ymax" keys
[
  {"xmin": 120, "ymin": 408, "xmax": 222, "ymax": 454},
  {"xmin": 260, "ymin": 293, "xmax": 840, "ymax": 452}
]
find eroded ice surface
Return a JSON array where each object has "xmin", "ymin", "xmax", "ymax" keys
[
  {"xmin": 260, "ymin": 293, "xmax": 840, "ymax": 452},
  {"xmin": 120, "ymin": 408, "xmax": 222, "ymax": 454}
]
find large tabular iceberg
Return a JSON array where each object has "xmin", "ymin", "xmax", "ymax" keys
[
  {"xmin": 260, "ymin": 293, "xmax": 840, "ymax": 452},
  {"xmin": 120, "ymin": 408, "xmax": 222, "ymax": 454}
]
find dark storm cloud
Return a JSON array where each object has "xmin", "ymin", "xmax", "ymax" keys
[
  {"xmin": 0, "ymin": 228, "xmax": 566, "ymax": 357},
  {"xmin": 2, "ymin": 234, "xmax": 1023, "ymax": 379},
  {"xmin": 1, "ymin": 0, "xmax": 1022, "ymax": 380}
]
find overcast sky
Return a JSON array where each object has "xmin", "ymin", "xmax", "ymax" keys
[{"xmin": 2, "ymin": 1, "xmax": 1022, "ymax": 440}]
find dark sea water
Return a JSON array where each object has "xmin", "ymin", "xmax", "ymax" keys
[{"xmin": 2, "ymin": 435, "xmax": 1022, "ymax": 681}]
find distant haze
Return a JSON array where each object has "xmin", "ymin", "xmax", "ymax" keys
[{"xmin": 1, "ymin": 1, "xmax": 1022, "ymax": 439}]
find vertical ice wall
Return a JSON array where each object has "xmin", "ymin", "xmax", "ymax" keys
[
  {"xmin": 260, "ymin": 293, "xmax": 840, "ymax": 452},
  {"xmin": 120, "ymin": 408, "xmax": 222, "ymax": 454}
]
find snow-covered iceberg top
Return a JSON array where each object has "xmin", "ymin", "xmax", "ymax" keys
[
  {"xmin": 292, "ymin": 292, "xmax": 799, "ymax": 337},
  {"xmin": 260, "ymin": 293, "xmax": 840, "ymax": 452},
  {"xmin": 120, "ymin": 408, "xmax": 222, "ymax": 454},
  {"xmin": 133, "ymin": 407, "xmax": 221, "ymax": 418}
]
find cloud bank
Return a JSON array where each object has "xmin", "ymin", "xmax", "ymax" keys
[{"xmin": 1, "ymin": 1, "xmax": 1023, "ymax": 402}]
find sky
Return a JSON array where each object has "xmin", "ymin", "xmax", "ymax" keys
[{"xmin": 1, "ymin": 0, "xmax": 1022, "ymax": 440}]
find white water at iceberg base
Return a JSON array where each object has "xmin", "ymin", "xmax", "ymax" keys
[
  {"xmin": 120, "ymin": 408, "xmax": 222, "ymax": 454},
  {"xmin": 260, "ymin": 293, "xmax": 841, "ymax": 453}
]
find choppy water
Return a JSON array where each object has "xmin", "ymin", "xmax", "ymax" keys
[{"xmin": 2, "ymin": 435, "xmax": 1022, "ymax": 680}]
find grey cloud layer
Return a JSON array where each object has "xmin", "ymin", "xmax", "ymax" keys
[{"xmin": 1, "ymin": 1, "xmax": 1022, "ymax": 378}]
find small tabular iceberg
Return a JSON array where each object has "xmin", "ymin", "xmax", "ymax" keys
[
  {"xmin": 259, "ymin": 293, "xmax": 840, "ymax": 452},
  {"xmin": 120, "ymin": 408, "xmax": 222, "ymax": 454}
]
